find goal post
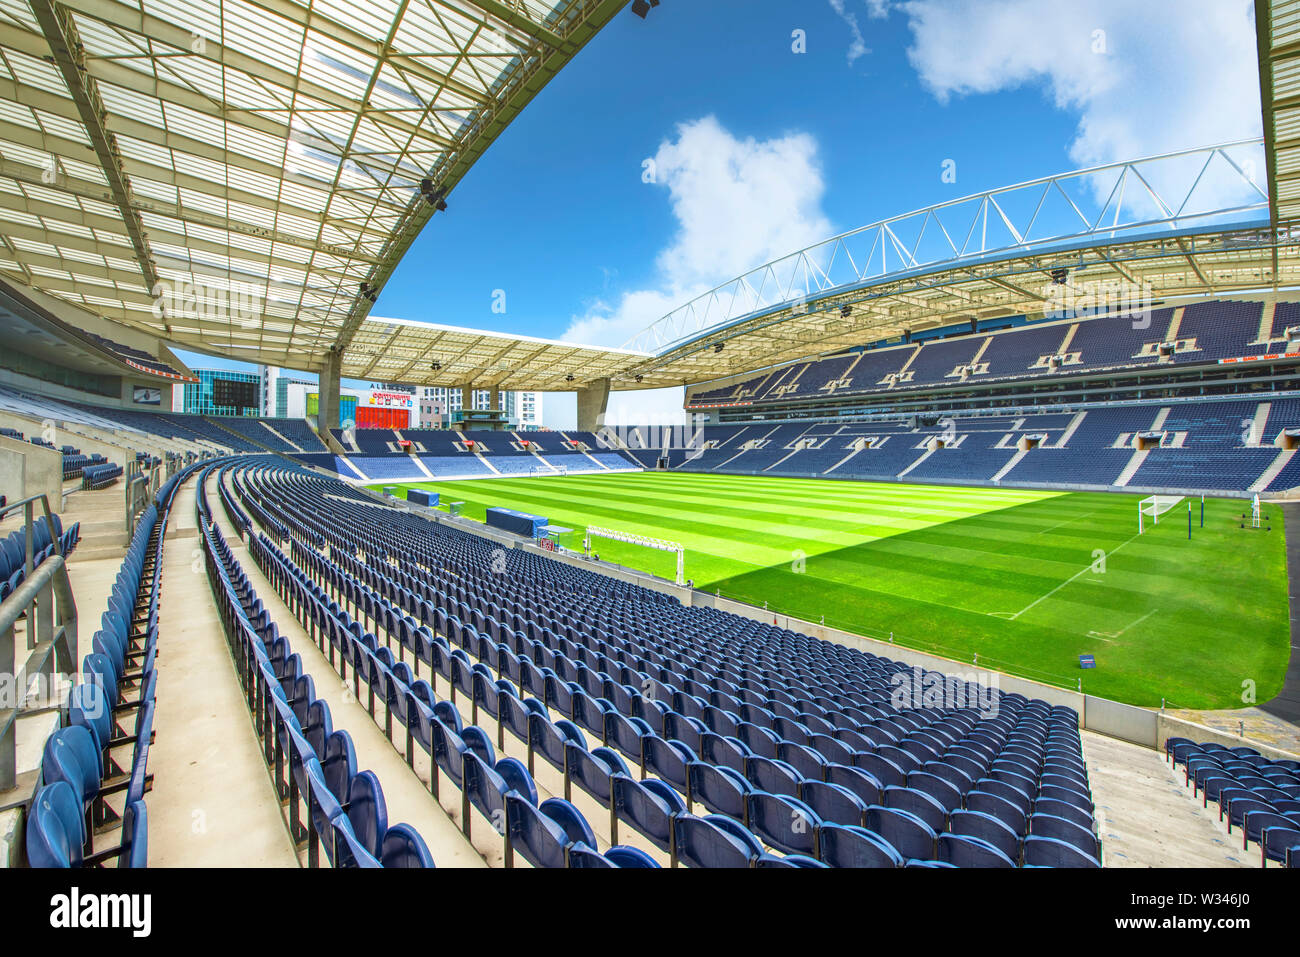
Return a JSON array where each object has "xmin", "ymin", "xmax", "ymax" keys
[
  {"xmin": 584, "ymin": 525, "xmax": 685, "ymax": 585},
  {"xmin": 529, "ymin": 464, "xmax": 568, "ymax": 477},
  {"xmin": 1138, "ymin": 494, "xmax": 1184, "ymax": 533}
]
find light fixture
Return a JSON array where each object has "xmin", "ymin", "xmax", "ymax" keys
[
  {"xmin": 635, "ymin": 374, "xmax": 644, "ymax": 383},
  {"xmin": 631, "ymin": 0, "xmax": 660, "ymax": 18},
  {"xmin": 1050, "ymin": 267, "xmax": 1069, "ymax": 285},
  {"xmin": 565, "ymin": 374, "xmax": 575, "ymax": 382},
  {"xmin": 419, "ymin": 178, "xmax": 448, "ymax": 211},
  {"xmin": 713, "ymin": 342, "xmax": 725, "ymax": 353},
  {"xmin": 840, "ymin": 304, "xmax": 853, "ymax": 318}
]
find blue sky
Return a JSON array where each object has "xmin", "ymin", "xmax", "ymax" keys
[{"xmin": 177, "ymin": 0, "xmax": 1263, "ymax": 425}]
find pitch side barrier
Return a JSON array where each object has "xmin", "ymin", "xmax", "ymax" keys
[{"xmin": 358, "ymin": 481, "xmax": 1294, "ymax": 757}]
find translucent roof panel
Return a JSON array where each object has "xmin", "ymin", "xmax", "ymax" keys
[{"xmin": 0, "ymin": 0, "xmax": 627, "ymax": 368}]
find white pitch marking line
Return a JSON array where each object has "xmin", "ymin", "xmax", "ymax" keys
[
  {"xmin": 1087, "ymin": 608, "xmax": 1158, "ymax": 643},
  {"xmin": 1036, "ymin": 510, "xmax": 1098, "ymax": 535},
  {"xmin": 996, "ymin": 529, "xmax": 1143, "ymax": 621}
]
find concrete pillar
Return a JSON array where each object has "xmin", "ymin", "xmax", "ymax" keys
[
  {"xmin": 577, "ymin": 378, "xmax": 611, "ymax": 432},
  {"xmin": 0, "ymin": 437, "xmax": 61, "ymax": 508},
  {"xmin": 317, "ymin": 350, "xmax": 342, "ymax": 431}
]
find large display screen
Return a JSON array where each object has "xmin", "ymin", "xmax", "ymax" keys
[{"xmin": 212, "ymin": 378, "xmax": 258, "ymax": 411}]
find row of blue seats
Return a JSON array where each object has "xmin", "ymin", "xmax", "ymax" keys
[
  {"xmin": 26, "ymin": 466, "xmax": 194, "ymax": 867},
  {"xmin": 198, "ymin": 467, "xmax": 435, "ymax": 868},
  {"xmin": 63, "ymin": 452, "xmax": 107, "ymax": 480},
  {"xmin": 248, "ymin": 526, "xmax": 664, "ymax": 867},
  {"xmin": 1167, "ymin": 738, "xmax": 1300, "ymax": 867},
  {"xmin": 236, "ymin": 466, "xmax": 1098, "ymax": 866},
  {"xmin": 241, "ymin": 460, "xmax": 1097, "ymax": 832},
  {"xmin": 0, "ymin": 512, "xmax": 80, "ymax": 603},
  {"xmin": 82, "ymin": 462, "xmax": 124, "ymax": 490},
  {"xmin": 254, "ymin": 522, "xmax": 1095, "ymax": 868}
]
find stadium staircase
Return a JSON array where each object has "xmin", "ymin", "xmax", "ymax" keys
[
  {"xmin": 1114, "ymin": 408, "xmax": 1170, "ymax": 488},
  {"xmin": 991, "ymin": 449, "xmax": 1029, "ymax": 483},
  {"xmin": 514, "ymin": 432, "xmax": 559, "ymax": 472},
  {"xmin": 187, "ymin": 468, "xmax": 483, "ymax": 866},
  {"xmin": 145, "ymin": 470, "xmax": 300, "ymax": 865},
  {"xmin": 761, "ymin": 427, "xmax": 818, "ymax": 472},
  {"xmin": 393, "ymin": 432, "xmax": 436, "ymax": 479},
  {"xmin": 823, "ymin": 444, "xmax": 866, "ymax": 475},
  {"xmin": 204, "ymin": 418, "xmax": 284, "ymax": 456},
  {"xmin": 1054, "ymin": 411, "xmax": 1087, "ymax": 448},
  {"xmin": 555, "ymin": 430, "xmax": 608, "ymax": 471},
  {"xmin": 897, "ymin": 443, "xmax": 937, "ymax": 478},
  {"xmin": 260, "ymin": 421, "xmax": 304, "ymax": 453},
  {"xmin": 712, "ymin": 425, "xmax": 784, "ymax": 471},
  {"xmin": 1253, "ymin": 449, "xmax": 1298, "ymax": 493}
]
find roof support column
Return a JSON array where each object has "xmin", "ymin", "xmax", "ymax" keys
[
  {"xmin": 318, "ymin": 350, "xmax": 342, "ymax": 431},
  {"xmin": 577, "ymin": 378, "xmax": 610, "ymax": 432}
]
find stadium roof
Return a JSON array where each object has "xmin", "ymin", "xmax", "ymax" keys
[
  {"xmin": 4, "ymin": 2, "xmax": 1299, "ymax": 398},
  {"xmin": 346, "ymin": 315, "xmax": 658, "ymax": 390},
  {"xmin": 1260, "ymin": 0, "xmax": 1300, "ymax": 222},
  {"xmin": 612, "ymin": 141, "xmax": 1297, "ymax": 389},
  {"xmin": 0, "ymin": 0, "xmax": 626, "ymax": 368}
]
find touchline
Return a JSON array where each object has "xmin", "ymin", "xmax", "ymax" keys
[{"xmin": 49, "ymin": 888, "xmax": 151, "ymax": 938}]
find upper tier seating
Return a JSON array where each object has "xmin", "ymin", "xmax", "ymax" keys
[
  {"xmin": 671, "ymin": 397, "xmax": 1300, "ymax": 492},
  {"xmin": 688, "ymin": 301, "xmax": 1282, "ymax": 412},
  {"xmin": 78, "ymin": 329, "xmax": 191, "ymax": 380},
  {"xmin": 210, "ymin": 416, "xmax": 326, "ymax": 453}
]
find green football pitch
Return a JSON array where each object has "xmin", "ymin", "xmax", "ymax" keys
[{"xmin": 372, "ymin": 471, "xmax": 1291, "ymax": 710}]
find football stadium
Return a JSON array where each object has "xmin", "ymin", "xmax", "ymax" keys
[{"xmin": 0, "ymin": 0, "xmax": 1297, "ymax": 911}]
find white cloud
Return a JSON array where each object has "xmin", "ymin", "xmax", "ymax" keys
[
  {"xmin": 894, "ymin": 0, "xmax": 1263, "ymax": 210},
  {"xmin": 560, "ymin": 116, "xmax": 832, "ymax": 425},
  {"xmin": 828, "ymin": 0, "xmax": 870, "ymax": 64}
]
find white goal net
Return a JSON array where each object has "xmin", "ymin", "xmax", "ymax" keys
[
  {"xmin": 1138, "ymin": 495, "xmax": 1184, "ymax": 533},
  {"xmin": 584, "ymin": 525, "xmax": 685, "ymax": 585}
]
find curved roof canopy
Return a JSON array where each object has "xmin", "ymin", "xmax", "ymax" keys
[
  {"xmin": 3, "ymin": 0, "xmax": 1298, "ymax": 399},
  {"xmin": 0, "ymin": 0, "xmax": 626, "ymax": 368},
  {"xmin": 610, "ymin": 140, "xmax": 1298, "ymax": 389}
]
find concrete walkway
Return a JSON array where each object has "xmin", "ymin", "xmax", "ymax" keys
[
  {"xmin": 147, "ymin": 475, "xmax": 298, "ymax": 866},
  {"xmin": 206, "ymin": 473, "xmax": 488, "ymax": 868},
  {"xmin": 1083, "ymin": 731, "xmax": 1250, "ymax": 867}
]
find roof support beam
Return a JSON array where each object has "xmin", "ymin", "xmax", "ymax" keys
[
  {"xmin": 460, "ymin": 0, "xmax": 568, "ymax": 49},
  {"xmin": 0, "ymin": 157, "xmax": 382, "ymax": 266},
  {"xmin": 28, "ymin": 0, "xmax": 161, "ymax": 321}
]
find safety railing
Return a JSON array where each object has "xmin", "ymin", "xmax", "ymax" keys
[{"xmin": 0, "ymin": 493, "xmax": 77, "ymax": 794}]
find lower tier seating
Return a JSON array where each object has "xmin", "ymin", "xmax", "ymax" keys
[
  {"xmin": 26, "ymin": 466, "xmax": 194, "ymax": 868},
  {"xmin": 1166, "ymin": 738, "xmax": 1300, "ymax": 867},
  {"xmin": 215, "ymin": 459, "xmax": 1101, "ymax": 867}
]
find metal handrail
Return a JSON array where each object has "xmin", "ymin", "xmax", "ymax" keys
[{"xmin": 0, "ymin": 492, "xmax": 77, "ymax": 790}]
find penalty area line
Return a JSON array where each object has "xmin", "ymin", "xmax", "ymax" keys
[{"xmin": 990, "ymin": 529, "xmax": 1143, "ymax": 621}]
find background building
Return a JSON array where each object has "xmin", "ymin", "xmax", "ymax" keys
[
  {"xmin": 415, "ymin": 386, "xmax": 542, "ymax": 430},
  {"xmin": 177, "ymin": 369, "xmax": 262, "ymax": 417}
]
